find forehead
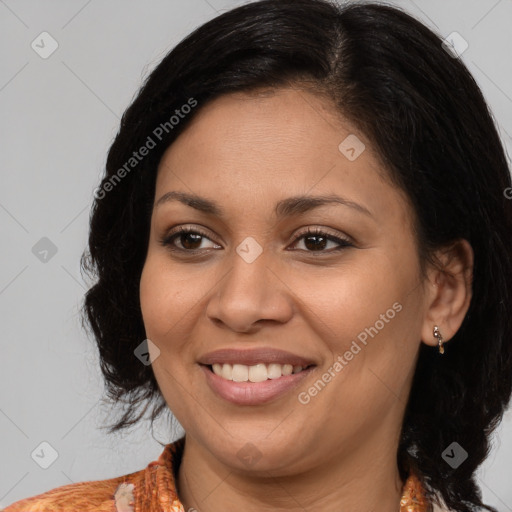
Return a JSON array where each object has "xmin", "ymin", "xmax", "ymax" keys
[
  {"xmin": 154, "ymin": 87, "xmax": 411, "ymax": 227},
  {"xmin": 159, "ymin": 89, "xmax": 372, "ymax": 179}
]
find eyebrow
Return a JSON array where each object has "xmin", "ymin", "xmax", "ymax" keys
[{"xmin": 154, "ymin": 190, "xmax": 373, "ymax": 218}]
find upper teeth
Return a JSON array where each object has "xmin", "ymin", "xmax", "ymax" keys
[{"xmin": 211, "ymin": 363, "xmax": 305, "ymax": 382}]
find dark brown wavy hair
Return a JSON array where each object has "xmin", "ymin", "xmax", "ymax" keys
[{"xmin": 80, "ymin": 1, "xmax": 512, "ymax": 510}]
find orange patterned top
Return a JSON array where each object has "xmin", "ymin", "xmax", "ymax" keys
[{"xmin": 3, "ymin": 437, "xmax": 433, "ymax": 512}]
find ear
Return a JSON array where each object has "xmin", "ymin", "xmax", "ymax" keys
[{"xmin": 421, "ymin": 239, "xmax": 474, "ymax": 348}]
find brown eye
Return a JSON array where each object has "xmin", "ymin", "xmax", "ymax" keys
[
  {"xmin": 160, "ymin": 227, "xmax": 221, "ymax": 252},
  {"xmin": 291, "ymin": 228, "xmax": 353, "ymax": 252},
  {"xmin": 177, "ymin": 232, "xmax": 203, "ymax": 250},
  {"xmin": 303, "ymin": 233, "xmax": 328, "ymax": 251}
]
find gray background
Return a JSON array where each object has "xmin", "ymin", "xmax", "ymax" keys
[{"xmin": 1, "ymin": 0, "xmax": 511, "ymax": 509}]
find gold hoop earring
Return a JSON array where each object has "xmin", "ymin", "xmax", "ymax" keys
[{"xmin": 433, "ymin": 325, "xmax": 444, "ymax": 354}]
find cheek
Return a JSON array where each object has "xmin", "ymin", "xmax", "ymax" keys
[
  {"xmin": 305, "ymin": 268, "xmax": 422, "ymax": 404},
  {"xmin": 293, "ymin": 256, "xmax": 413, "ymax": 339},
  {"xmin": 298, "ymin": 253, "xmax": 424, "ymax": 396},
  {"xmin": 139, "ymin": 250, "xmax": 219, "ymax": 359},
  {"xmin": 139, "ymin": 257, "xmax": 165, "ymax": 338},
  {"xmin": 139, "ymin": 253, "xmax": 191, "ymax": 341}
]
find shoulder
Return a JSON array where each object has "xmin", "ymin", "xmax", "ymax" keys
[
  {"xmin": 2, "ymin": 469, "xmax": 144, "ymax": 512},
  {"xmin": 1, "ymin": 439, "xmax": 184, "ymax": 512}
]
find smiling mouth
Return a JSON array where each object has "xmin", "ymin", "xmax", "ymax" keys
[{"xmin": 204, "ymin": 362, "xmax": 315, "ymax": 382}]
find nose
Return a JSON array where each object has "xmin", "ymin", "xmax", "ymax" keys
[{"xmin": 205, "ymin": 248, "xmax": 294, "ymax": 333}]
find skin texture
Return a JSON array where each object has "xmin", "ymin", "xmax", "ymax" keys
[{"xmin": 139, "ymin": 87, "xmax": 473, "ymax": 512}]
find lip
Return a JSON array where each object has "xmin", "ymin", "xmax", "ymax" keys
[
  {"xmin": 200, "ymin": 364, "xmax": 316, "ymax": 405},
  {"xmin": 197, "ymin": 347, "xmax": 317, "ymax": 367}
]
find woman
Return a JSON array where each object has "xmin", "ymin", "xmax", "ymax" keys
[{"xmin": 4, "ymin": 0, "xmax": 511, "ymax": 511}]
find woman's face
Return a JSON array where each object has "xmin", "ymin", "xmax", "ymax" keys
[{"xmin": 140, "ymin": 87, "xmax": 432, "ymax": 475}]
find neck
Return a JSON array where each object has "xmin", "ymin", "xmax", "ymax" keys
[{"xmin": 176, "ymin": 429, "xmax": 404, "ymax": 512}]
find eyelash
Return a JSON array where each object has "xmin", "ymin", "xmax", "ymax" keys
[{"xmin": 160, "ymin": 226, "xmax": 354, "ymax": 254}]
